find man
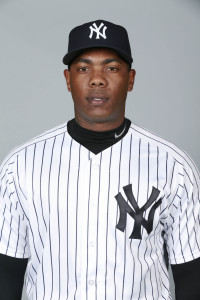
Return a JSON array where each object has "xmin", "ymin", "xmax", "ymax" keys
[{"xmin": 0, "ymin": 20, "xmax": 200, "ymax": 300}]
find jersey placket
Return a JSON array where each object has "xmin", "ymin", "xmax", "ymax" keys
[{"xmin": 86, "ymin": 153, "xmax": 101, "ymax": 299}]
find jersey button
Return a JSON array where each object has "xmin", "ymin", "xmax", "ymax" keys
[
  {"xmin": 88, "ymin": 280, "xmax": 94, "ymax": 286},
  {"xmin": 89, "ymin": 241, "xmax": 95, "ymax": 247},
  {"xmin": 92, "ymin": 162, "xmax": 99, "ymax": 168}
]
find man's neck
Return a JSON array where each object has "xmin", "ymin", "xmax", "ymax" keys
[{"xmin": 74, "ymin": 116, "xmax": 126, "ymax": 132}]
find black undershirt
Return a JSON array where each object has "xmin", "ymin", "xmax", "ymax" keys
[
  {"xmin": 0, "ymin": 118, "xmax": 200, "ymax": 299},
  {"xmin": 67, "ymin": 118, "xmax": 131, "ymax": 154}
]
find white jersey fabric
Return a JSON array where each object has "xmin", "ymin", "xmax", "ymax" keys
[{"xmin": 0, "ymin": 121, "xmax": 200, "ymax": 300}]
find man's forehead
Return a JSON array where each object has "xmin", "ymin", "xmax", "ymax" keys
[{"xmin": 73, "ymin": 48, "xmax": 124, "ymax": 64}]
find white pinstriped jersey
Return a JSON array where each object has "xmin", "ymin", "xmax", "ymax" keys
[{"xmin": 0, "ymin": 121, "xmax": 200, "ymax": 300}]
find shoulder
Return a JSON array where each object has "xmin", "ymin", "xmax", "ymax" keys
[
  {"xmin": 0, "ymin": 122, "xmax": 68, "ymax": 171},
  {"xmin": 129, "ymin": 122, "xmax": 200, "ymax": 182}
]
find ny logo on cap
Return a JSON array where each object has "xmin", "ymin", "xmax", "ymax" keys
[
  {"xmin": 115, "ymin": 184, "xmax": 162, "ymax": 239},
  {"xmin": 89, "ymin": 22, "xmax": 107, "ymax": 39}
]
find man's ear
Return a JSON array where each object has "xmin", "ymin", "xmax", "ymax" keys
[
  {"xmin": 128, "ymin": 69, "xmax": 136, "ymax": 92},
  {"xmin": 64, "ymin": 69, "xmax": 71, "ymax": 92}
]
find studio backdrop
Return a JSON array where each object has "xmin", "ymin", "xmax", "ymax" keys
[{"xmin": 0, "ymin": 0, "xmax": 200, "ymax": 299}]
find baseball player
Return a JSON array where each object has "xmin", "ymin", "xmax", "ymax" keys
[{"xmin": 0, "ymin": 20, "xmax": 200, "ymax": 300}]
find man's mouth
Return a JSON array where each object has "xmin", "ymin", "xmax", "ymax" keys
[{"xmin": 86, "ymin": 94, "xmax": 109, "ymax": 105}]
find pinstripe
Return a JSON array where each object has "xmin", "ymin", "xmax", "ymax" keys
[
  {"xmin": 74, "ymin": 144, "xmax": 81, "ymax": 300},
  {"xmin": 35, "ymin": 278, "xmax": 38, "ymax": 300},
  {"xmin": 27, "ymin": 283, "xmax": 31, "ymax": 298},
  {"xmin": 122, "ymin": 134, "xmax": 132, "ymax": 300},
  {"xmin": 0, "ymin": 170, "xmax": 8, "ymax": 181},
  {"xmin": 170, "ymin": 162, "xmax": 177, "ymax": 189},
  {"xmin": 6, "ymin": 215, "xmax": 13, "ymax": 254},
  {"xmin": 57, "ymin": 133, "xmax": 65, "ymax": 300},
  {"xmin": 184, "ymin": 167, "xmax": 195, "ymax": 186},
  {"xmin": 121, "ymin": 138, "xmax": 129, "ymax": 300},
  {"xmin": 29, "ymin": 273, "xmax": 34, "ymax": 285},
  {"xmin": 157, "ymin": 257, "xmax": 163, "ymax": 299},
  {"xmin": 178, "ymin": 200, "xmax": 186, "ymax": 262},
  {"xmin": 122, "ymin": 221, "xmax": 126, "ymax": 300},
  {"xmin": 48, "ymin": 137, "xmax": 56, "ymax": 300},
  {"xmin": 128, "ymin": 134, "xmax": 132, "ymax": 184},
  {"xmin": 185, "ymin": 207, "xmax": 195, "ymax": 259},
  {"xmin": 86, "ymin": 159, "xmax": 92, "ymax": 300},
  {"xmin": 155, "ymin": 146, "xmax": 162, "ymax": 299},
  {"xmin": 15, "ymin": 155, "xmax": 27, "ymax": 201},
  {"xmin": 129, "ymin": 134, "xmax": 135, "ymax": 299},
  {"xmin": 23, "ymin": 226, "xmax": 28, "ymax": 258},
  {"xmin": 114, "ymin": 140, "xmax": 123, "ymax": 300},
  {"xmin": 13, "ymin": 177, "xmax": 40, "ymax": 262},
  {"xmin": 105, "ymin": 147, "xmax": 112, "ymax": 300},
  {"xmin": 15, "ymin": 157, "xmax": 29, "ymax": 221},
  {"xmin": 40, "ymin": 141, "xmax": 47, "ymax": 231},
  {"xmin": 129, "ymin": 239, "xmax": 135, "ymax": 299},
  {"xmin": 136, "ymin": 139, "xmax": 143, "ymax": 300},
  {"xmin": 42, "ymin": 256, "xmax": 45, "ymax": 300},
  {"xmin": 170, "ymin": 232, "xmax": 176, "ymax": 264},
  {"xmin": 143, "ymin": 142, "xmax": 152, "ymax": 300},
  {"xmin": 157, "ymin": 146, "xmax": 159, "ymax": 188},
  {"xmin": 32, "ymin": 264, "xmax": 37, "ymax": 275},
  {"xmin": 25, "ymin": 147, "xmax": 27, "ymax": 178},
  {"xmin": 137, "ymin": 240, "xmax": 143, "ymax": 299},
  {"xmin": 154, "ymin": 230, "xmax": 162, "ymax": 299},
  {"xmin": 0, "ymin": 218, "xmax": 5, "ymax": 242},
  {"xmin": 191, "ymin": 193, "xmax": 200, "ymax": 251},
  {"xmin": 3, "ymin": 186, "xmax": 7, "ymax": 198},
  {"xmin": 14, "ymin": 216, "xmax": 20, "ymax": 257},
  {"xmin": 32, "ymin": 144, "xmax": 44, "ymax": 248},
  {"xmin": 137, "ymin": 139, "xmax": 141, "ymax": 203},
  {"xmin": 66, "ymin": 138, "xmax": 73, "ymax": 298},
  {"xmin": 95, "ymin": 152, "xmax": 102, "ymax": 300},
  {"xmin": 147, "ymin": 142, "xmax": 154, "ymax": 298},
  {"xmin": 158, "ymin": 253, "xmax": 168, "ymax": 280}
]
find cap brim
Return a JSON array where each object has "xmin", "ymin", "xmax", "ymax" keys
[{"xmin": 63, "ymin": 45, "xmax": 133, "ymax": 65}]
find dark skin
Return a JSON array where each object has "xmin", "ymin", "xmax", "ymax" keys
[{"xmin": 64, "ymin": 48, "xmax": 136, "ymax": 131}]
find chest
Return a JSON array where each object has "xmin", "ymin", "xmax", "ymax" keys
[{"xmin": 25, "ymin": 138, "xmax": 172, "ymax": 244}]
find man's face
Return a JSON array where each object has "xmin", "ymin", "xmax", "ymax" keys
[{"xmin": 64, "ymin": 48, "xmax": 135, "ymax": 131}]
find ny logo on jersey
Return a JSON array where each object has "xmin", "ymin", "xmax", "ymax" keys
[
  {"xmin": 115, "ymin": 184, "xmax": 162, "ymax": 239},
  {"xmin": 89, "ymin": 22, "xmax": 107, "ymax": 39}
]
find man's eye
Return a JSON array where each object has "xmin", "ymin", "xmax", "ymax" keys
[
  {"xmin": 78, "ymin": 67, "xmax": 89, "ymax": 72},
  {"xmin": 107, "ymin": 66, "xmax": 119, "ymax": 71}
]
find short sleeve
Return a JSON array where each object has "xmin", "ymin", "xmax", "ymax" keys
[
  {"xmin": 165, "ymin": 153, "xmax": 200, "ymax": 265},
  {"xmin": 0, "ymin": 154, "xmax": 30, "ymax": 259}
]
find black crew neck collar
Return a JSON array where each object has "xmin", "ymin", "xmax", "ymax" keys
[{"xmin": 67, "ymin": 118, "xmax": 131, "ymax": 154}]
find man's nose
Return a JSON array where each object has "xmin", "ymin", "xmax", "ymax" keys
[{"xmin": 89, "ymin": 70, "xmax": 107, "ymax": 87}]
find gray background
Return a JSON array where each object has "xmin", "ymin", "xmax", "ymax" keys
[{"xmin": 0, "ymin": 0, "xmax": 200, "ymax": 299}]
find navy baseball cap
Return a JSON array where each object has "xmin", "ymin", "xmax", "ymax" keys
[{"xmin": 63, "ymin": 20, "xmax": 133, "ymax": 65}]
